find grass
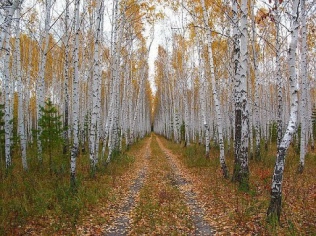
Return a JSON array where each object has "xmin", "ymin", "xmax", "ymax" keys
[
  {"xmin": 0, "ymin": 139, "xmax": 143, "ymax": 235},
  {"xmin": 158, "ymin": 135, "xmax": 316, "ymax": 235},
  {"xmin": 1, "ymin": 135, "xmax": 315, "ymax": 235}
]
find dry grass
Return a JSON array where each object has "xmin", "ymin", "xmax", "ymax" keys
[
  {"xmin": 0, "ymin": 137, "xmax": 150, "ymax": 235},
  {"xmin": 159, "ymin": 136, "xmax": 316, "ymax": 235}
]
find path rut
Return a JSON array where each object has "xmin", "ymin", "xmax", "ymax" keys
[
  {"xmin": 156, "ymin": 135, "xmax": 215, "ymax": 236},
  {"xmin": 103, "ymin": 139, "xmax": 151, "ymax": 235},
  {"xmin": 79, "ymin": 135, "xmax": 216, "ymax": 235}
]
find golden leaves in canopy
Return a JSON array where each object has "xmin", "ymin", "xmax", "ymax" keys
[{"xmin": 154, "ymin": 45, "xmax": 168, "ymax": 88}]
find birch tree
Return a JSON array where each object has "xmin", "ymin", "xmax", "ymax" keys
[
  {"xmin": 232, "ymin": 0, "xmax": 250, "ymax": 186},
  {"xmin": 63, "ymin": 0, "xmax": 70, "ymax": 155},
  {"xmin": 70, "ymin": 0, "xmax": 80, "ymax": 187},
  {"xmin": 298, "ymin": 0, "xmax": 307, "ymax": 174},
  {"xmin": 1, "ymin": 0, "xmax": 18, "ymax": 168},
  {"xmin": 89, "ymin": 0, "xmax": 104, "ymax": 173},
  {"xmin": 37, "ymin": 0, "xmax": 53, "ymax": 163},
  {"xmin": 250, "ymin": 0, "xmax": 261, "ymax": 159},
  {"xmin": 197, "ymin": 39, "xmax": 210, "ymax": 156},
  {"xmin": 275, "ymin": 0, "xmax": 283, "ymax": 148},
  {"xmin": 15, "ymin": 2, "xmax": 28, "ymax": 170},
  {"xmin": 107, "ymin": 0, "xmax": 123, "ymax": 163},
  {"xmin": 200, "ymin": 0, "xmax": 228, "ymax": 178},
  {"xmin": 267, "ymin": 0, "xmax": 300, "ymax": 221},
  {"xmin": 130, "ymin": 39, "xmax": 153, "ymax": 145}
]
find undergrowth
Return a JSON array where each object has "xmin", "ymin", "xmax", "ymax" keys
[
  {"xmin": 158, "ymin": 135, "xmax": 316, "ymax": 235},
  {"xmin": 0, "ymin": 140, "xmax": 137, "ymax": 235}
]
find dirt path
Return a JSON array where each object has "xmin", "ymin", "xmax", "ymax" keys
[
  {"xmin": 103, "ymin": 138, "xmax": 151, "ymax": 235},
  {"xmin": 155, "ymin": 135, "xmax": 215, "ymax": 235},
  {"xmin": 76, "ymin": 137, "xmax": 151, "ymax": 235},
  {"xmin": 79, "ymin": 134, "xmax": 215, "ymax": 235}
]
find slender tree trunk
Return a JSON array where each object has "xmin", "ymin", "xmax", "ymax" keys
[
  {"xmin": 3, "ymin": 21, "xmax": 12, "ymax": 169},
  {"xmin": 89, "ymin": 0, "xmax": 104, "ymax": 174},
  {"xmin": 198, "ymin": 38, "xmax": 210, "ymax": 157},
  {"xmin": 298, "ymin": 0, "xmax": 307, "ymax": 174},
  {"xmin": 37, "ymin": 0, "xmax": 52, "ymax": 163},
  {"xmin": 1, "ymin": 1, "xmax": 17, "ymax": 169},
  {"xmin": 63, "ymin": 0, "xmax": 70, "ymax": 155},
  {"xmin": 232, "ymin": 0, "xmax": 249, "ymax": 186},
  {"xmin": 15, "ymin": 5, "xmax": 28, "ymax": 170},
  {"xmin": 107, "ymin": 0, "xmax": 122, "ymax": 162},
  {"xmin": 267, "ymin": 0, "xmax": 300, "ymax": 221},
  {"xmin": 307, "ymin": 89, "xmax": 314, "ymax": 150},
  {"xmin": 251, "ymin": 0, "xmax": 261, "ymax": 160},
  {"xmin": 201, "ymin": 0, "xmax": 228, "ymax": 178},
  {"xmin": 70, "ymin": 0, "xmax": 80, "ymax": 187},
  {"xmin": 275, "ymin": 0, "xmax": 283, "ymax": 148}
]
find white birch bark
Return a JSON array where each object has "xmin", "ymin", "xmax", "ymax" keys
[
  {"xmin": 70, "ymin": 0, "xmax": 80, "ymax": 187},
  {"xmin": 63, "ymin": 0, "xmax": 70, "ymax": 154},
  {"xmin": 201, "ymin": 0, "xmax": 228, "ymax": 177},
  {"xmin": 130, "ymin": 47, "xmax": 151, "ymax": 144},
  {"xmin": 15, "ymin": 4, "xmax": 28, "ymax": 170},
  {"xmin": 190, "ymin": 76, "xmax": 195, "ymax": 143},
  {"xmin": 251, "ymin": 0, "xmax": 261, "ymax": 159},
  {"xmin": 275, "ymin": 0, "xmax": 283, "ymax": 148},
  {"xmin": 107, "ymin": 0, "xmax": 123, "ymax": 162},
  {"xmin": 197, "ymin": 38, "xmax": 209, "ymax": 156},
  {"xmin": 267, "ymin": 0, "xmax": 300, "ymax": 220},
  {"xmin": 0, "ymin": 1, "xmax": 15, "ymax": 49},
  {"xmin": 184, "ymin": 86, "xmax": 190, "ymax": 145},
  {"xmin": 89, "ymin": 0, "xmax": 104, "ymax": 172},
  {"xmin": 3, "ymin": 21, "xmax": 12, "ymax": 169},
  {"xmin": 37, "ymin": 0, "xmax": 52, "ymax": 162},
  {"xmin": 232, "ymin": 0, "xmax": 249, "ymax": 185},
  {"xmin": 1, "ymin": 0, "xmax": 18, "ymax": 168},
  {"xmin": 298, "ymin": 0, "xmax": 307, "ymax": 173},
  {"xmin": 307, "ymin": 88, "xmax": 314, "ymax": 149}
]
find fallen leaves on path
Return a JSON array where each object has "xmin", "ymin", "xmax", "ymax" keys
[
  {"xmin": 129, "ymin": 136, "xmax": 194, "ymax": 235},
  {"xmin": 77, "ymin": 138, "xmax": 151, "ymax": 235}
]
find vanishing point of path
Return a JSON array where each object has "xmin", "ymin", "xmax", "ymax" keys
[{"xmin": 79, "ymin": 134, "xmax": 215, "ymax": 235}]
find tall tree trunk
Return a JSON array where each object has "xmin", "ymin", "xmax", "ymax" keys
[
  {"xmin": 197, "ymin": 38, "xmax": 210, "ymax": 157},
  {"xmin": 3, "ymin": 20, "xmax": 12, "ymax": 169},
  {"xmin": 1, "ymin": 1, "xmax": 17, "ymax": 169},
  {"xmin": 63, "ymin": 0, "xmax": 70, "ymax": 155},
  {"xmin": 201, "ymin": 0, "xmax": 228, "ymax": 178},
  {"xmin": 232, "ymin": 0, "xmax": 249, "ymax": 186},
  {"xmin": 15, "ymin": 4, "xmax": 28, "ymax": 170},
  {"xmin": 70, "ymin": 0, "xmax": 80, "ymax": 187},
  {"xmin": 37, "ymin": 0, "xmax": 52, "ymax": 163},
  {"xmin": 251, "ymin": 0, "xmax": 261, "ymax": 160},
  {"xmin": 298, "ymin": 0, "xmax": 307, "ymax": 174},
  {"xmin": 107, "ymin": 0, "xmax": 122, "ymax": 163},
  {"xmin": 89, "ymin": 0, "xmax": 104, "ymax": 174},
  {"xmin": 267, "ymin": 0, "xmax": 300, "ymax": 221},
  {"xmin": 275, "ymin": 0, "xmax": 283, "ymax": 148}
]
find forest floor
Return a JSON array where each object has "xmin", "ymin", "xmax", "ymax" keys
[{"xmin": 4, "ymin": 133, "xmax": 316, "ymax": 235}]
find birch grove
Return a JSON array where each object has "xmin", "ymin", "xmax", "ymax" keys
[{"xmin": 0, "ymin": 0, "xmax": 315, "ymax": 224}]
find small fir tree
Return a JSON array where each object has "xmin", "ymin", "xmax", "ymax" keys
[{"xmin": 38, "ymin": 99, "xmax": 63, "ymax": 174}]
